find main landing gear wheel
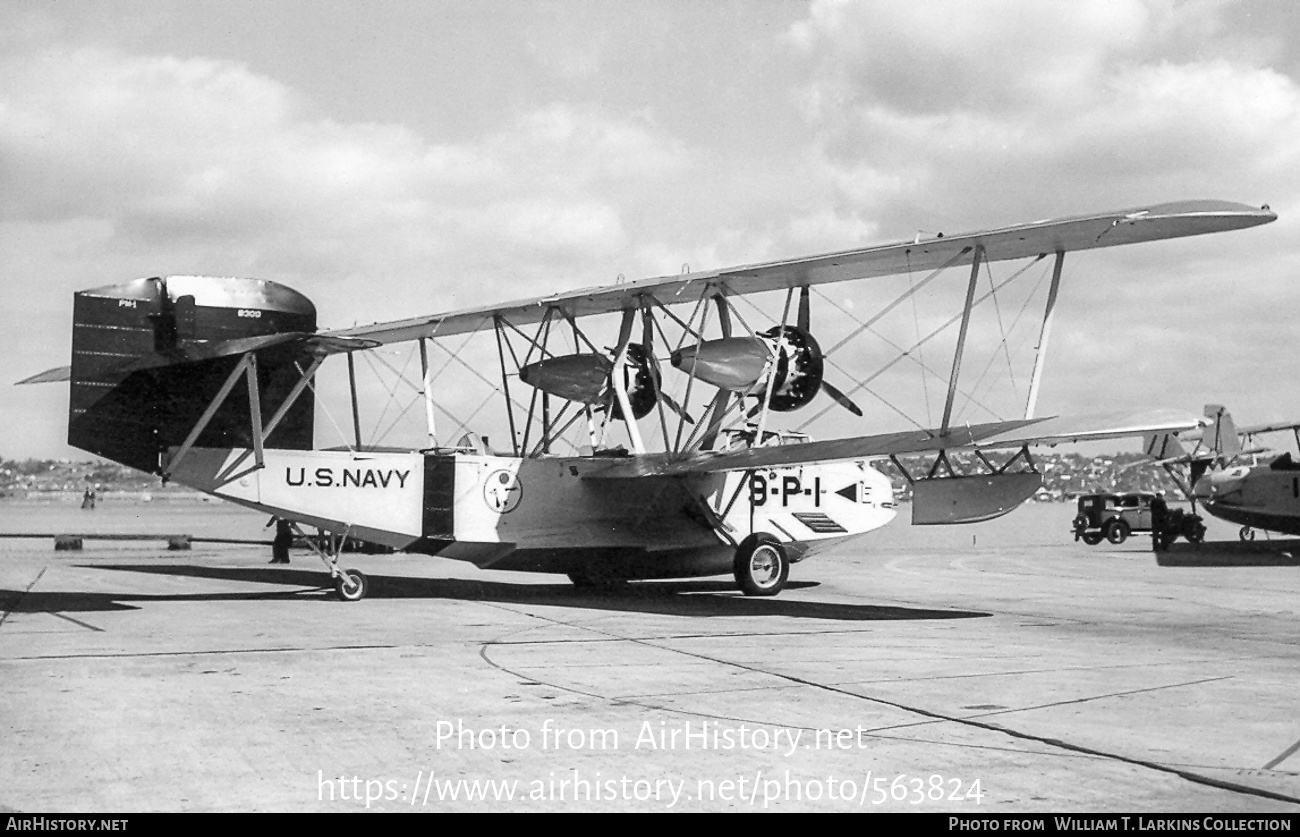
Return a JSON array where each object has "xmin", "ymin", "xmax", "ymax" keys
[
  {"xmin": 335, "ymin": 569, "xmax": 368, "ymax": 602},
  {"xmin": 1240, "ymin": 526, "xmax": 1256, "ymax": 542},
  {"xmin": 734, "ymin": 535, "xmax": 789, "ymax": 597},
  {"xmin": 1104, "ymin": 519, "xmax": 1130, "ymax": 545}
]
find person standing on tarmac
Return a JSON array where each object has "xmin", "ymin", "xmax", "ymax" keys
[
  {"xmin": 1151, "ymin": 493, "xmax": 1169, "ymax": 548},
  {"xmin": 268, "ymin": 517, "xmax": 293, "ymax": 564}
]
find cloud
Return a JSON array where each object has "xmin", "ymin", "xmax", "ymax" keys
[
  {"xmin": 0, "ymin": 46, "xmax": 710, "ymax": 324},
  {"xmin": 5, "ymin": 6, "xmax": 1300, "ymax": 457},
  {"xmin": 788, "ymin": 0, "xmax": 1300, "ymax": 228},
  {"xmin": 789, "ymin": 0, "xmax": 1150, "ymax": 118}
]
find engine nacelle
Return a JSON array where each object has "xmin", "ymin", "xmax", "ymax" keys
[
  {"xmin": 671, "ymin": 326, "xmax": 824, "ymax": 412},
  {"xmin": 518, "ymin": 343, "xmax": 659, "ymax": 420}
]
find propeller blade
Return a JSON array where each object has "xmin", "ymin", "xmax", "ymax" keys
[
  {"xmin": 797, "ymin": 286, "xmax": 811, "ymax": 332},
  {"xmin": 660, "ymin": 392, "xmax": 695, "ymax": 425},
  {"xmin": 820, "ymin": 379, "xmax": 864, "ymax": 417}
]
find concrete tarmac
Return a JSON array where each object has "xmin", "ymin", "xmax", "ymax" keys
[{"xmin": 2, "ymin": 507, "xmax": 1299, "ymax": 813}]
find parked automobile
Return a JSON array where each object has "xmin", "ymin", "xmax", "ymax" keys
[{"xmin": 1072, "ymin": 492, "xmax": 1205, "ymax": 548}]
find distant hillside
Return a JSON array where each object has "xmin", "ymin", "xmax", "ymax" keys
[
  {"xmin": 0, "ymin": 458, "xmax": 175, "ymax": 496},
  {"xmin": 2, "ymin": 451, "xmax": 1186, "ymax": 501},
  {"xmin": 882, "ymin": 450, "xmax": 1185, "ymax": 501}
]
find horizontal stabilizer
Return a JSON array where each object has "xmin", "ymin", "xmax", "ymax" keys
[
  {"xmin": 120, "ymin": 333, "xmax": 382, "ymax": 373},
  {"xmin": 16, "ymin": 366, "xmax": 71, "ymax": 385},
  {"xmin": 65, "ymin": 275, "xmax": 321, "ymax": 473}
]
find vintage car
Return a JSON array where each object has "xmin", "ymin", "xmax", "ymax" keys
[
  {"xmin": 1072, "ymin": 492, "xmax": 1158, "ymax": 544},
  {"xmin": 1072, "ymin": 492, "xmax": 1205, "ymax": 547}
]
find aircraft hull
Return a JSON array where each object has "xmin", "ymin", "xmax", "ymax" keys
[
  {"xmin": 1201, "ymin": 502, "xmax": 1300, "ymax": 537},
  {"xmin": 166, "ymin": 447, "xmax": 897, "ymax": 580},
  {"xmin": 1199, "ymin": 464, "xmax": 1300, "ymax": 536}
]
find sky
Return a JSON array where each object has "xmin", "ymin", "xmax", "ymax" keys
[{"xmin": 4, "ymin": 0, "xmax": 1300, "ymax": 461}]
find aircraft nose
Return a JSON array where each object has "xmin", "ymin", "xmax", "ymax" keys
[{"xmin": 1198, "ymin": 468, "xmax": 1247, "ymax": 502}]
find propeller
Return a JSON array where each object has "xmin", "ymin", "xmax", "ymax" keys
[
  {"xmin": 638, "ymin": 306, "xmax": 693, "ymax": 424},
  {"xmin": 796, "ymin": 286, "xmax": 862, "ymax": 416},
  {"xmin": 516, "ymin": 342, "xmax": 692, "ymax": 424},
  {"xmin": 677, "ymin": 286, "xmax": 862, "ymax": 418}
]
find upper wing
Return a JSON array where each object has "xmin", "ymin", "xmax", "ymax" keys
[
  {"xmin": 1236, "ymin": 420, "xmax": 1300, "ymax": 437},
  {"xmin": 327, "ymin": 199, "xmax": 1275, "ymax": 345},
  {"xmin": 581, "ymin": 408, "xmax": 1201, "ymax": 479},
  {"xmin": 1179, "ymin": 421, "xmax": 1300, "ymax": 442}
]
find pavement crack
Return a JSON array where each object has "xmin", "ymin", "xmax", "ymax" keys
[
  {"xmin": 964, "ymin": 675, "xmax": 1235, "ymax": 720},
  {"xmin": 478, "ymin": 604, "xmax": 1300, "ymax": 807},
  {"xmin": 48, "ymin": 611, "xmax": 104, "ymax": 632},
  {"xmin": 653, "ymin": 644, "xmax": 1300, "ymax": 807},
  {"xmin": 1264, "ymin": 736, "xmax": 1300, "ymax": 771}
]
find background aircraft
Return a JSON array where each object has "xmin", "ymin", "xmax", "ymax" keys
[
  {"xmin": 19, "ymin": 200, "xmax": 1276, "ymax": 598},
  {"xmin": 1179, "ymin": 409, "xmax": 1300, "ymax": 541}
]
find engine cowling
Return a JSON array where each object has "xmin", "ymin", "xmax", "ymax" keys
[
  {"xmin": 518, "ymin": 343, "xmax": 659, "ymax": 420},
  {"xmin": 670, "ymin": 325, "xmax": 824, "ymax": 412}
]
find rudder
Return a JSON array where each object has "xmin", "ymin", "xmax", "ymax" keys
[{"xmin": 68, "ymin": 276, "xmax": 318, "ymax": 474}]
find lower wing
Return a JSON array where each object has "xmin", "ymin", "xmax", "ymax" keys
[{"xmin": 583, "ymin": 408, "xmax": 1201, "ymax": 479}]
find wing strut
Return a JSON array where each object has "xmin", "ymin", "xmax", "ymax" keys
[
  {"xmin": 164, "ymin": 352, "xmax": 326, "ymax": 484},
  {"xmin": 610, "ymin": 308, "xmax": 646, "ymax": 454},
  {"xmin": 941, "ymin": 245, "xmax": 985, "ymax": 433},
  {"xmin": 695, "ymin": 294, "xmax": 734, "ymax": 451},
  {"xmin": 753, "ymin": 287, "xmax": 795, "ymax": 445},
  {"xmin": 519, "ymin": 308, "xmax": 557, "ymax": 455},
  {"xmin": 419, "ymin": 338, "xmax": 438, "ymax": 448},
  {"xmin": 672, "ymin": 290, "xmax": 715, "ymax": 452},
  {"xmin": 1024, "ymin": 250, "xmax": 1065, "ymax": 419},
  {"xmin": 347, "ymin": 352, "xmax": 363, "ymax": 451},
  {"xmin": 163, "ymin": 353, "xmax": 257, "ymax": 479},
  {"xmin": 265, "ymin": 357, "xmax": 324, "ymax": 440},
  {"xmin": 493, "ymin": 315, "xmax": 522, "ymax": 456}
]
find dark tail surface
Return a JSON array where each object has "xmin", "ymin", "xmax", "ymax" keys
[{"xmin": 69, "ymin": 276, "xmax": 317, "ymax": 474}]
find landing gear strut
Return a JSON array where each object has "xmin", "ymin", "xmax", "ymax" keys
[{"xmin": 294, "ymin": 523, "xmax": 369, "ymax": 602}]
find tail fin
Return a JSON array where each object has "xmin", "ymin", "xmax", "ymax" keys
[
  {"xmin": 67, "ymin": 276, "xmax": 317, "ymax": 474},
  {"xmin": 1202, "ymin": 404, "xmax": 1241, "ymax": 463}
]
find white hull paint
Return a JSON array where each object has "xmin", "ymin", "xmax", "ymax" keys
[{"xmin": 167, "ymin": 447, "xmax": 897, "ymax": 580}]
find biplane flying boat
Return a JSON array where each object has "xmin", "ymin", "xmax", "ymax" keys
[
  {"xmin": 1149, "ymin": 405, "xmax": 1300, "ymax": 541},
  {"xmin": 19, "ymin": 200, "xmax": 1276, "ymax": 599}
]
